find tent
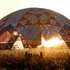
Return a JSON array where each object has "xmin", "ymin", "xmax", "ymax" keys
[
  {"xmin": 0, "ymin": 31, "xmax": 12, "ymax": 43},
  {"xmin": 40, "ymin": 33, "xmax": 69, "ymax": 49},
  {"xmin": 0, "ymin": 8, "xmax": 70, "ymax": 50},
  {"xmin": 0, "ymin": 31, "xmax": 15, "ymax": 49},
  {"xmin": 12, "ymin": 34, "xmax": 24, "ymax": 50}
]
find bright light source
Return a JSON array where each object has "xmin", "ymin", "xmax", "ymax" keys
[
  {"xmin": 41, "ymin": 37, "xmax": 64, "ymax": 48},
  {"xmin": 13, "ymin": 31, "xmax": 18, "ymax": 36}
]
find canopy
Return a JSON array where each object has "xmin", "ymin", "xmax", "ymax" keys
[{"xmin": 0, "ymin": 8, "xmax": 70, "ymax": 49}]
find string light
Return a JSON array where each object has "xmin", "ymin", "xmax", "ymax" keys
[{"xmin": 13, "ymin": 31, "xmax": 18, "ymax": 36}]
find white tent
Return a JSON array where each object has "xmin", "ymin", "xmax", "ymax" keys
[{"xmin": 12, "ymin": 34, "xmax": 24, "ymax": 50}]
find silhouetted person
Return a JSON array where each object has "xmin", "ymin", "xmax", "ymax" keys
[
  {"xmin": 40, "ymin": 52, "xmax": 43, "ymax": 58},
  {"xmin": 25, "ymin": 52, "xmax": 28, "ymax": 58}
]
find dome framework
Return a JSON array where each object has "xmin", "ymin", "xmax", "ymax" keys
[{"xmin": 0, "ymin": 8, "xmax": 70, "ymax": 49}]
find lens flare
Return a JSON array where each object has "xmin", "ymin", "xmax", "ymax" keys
[{"xmin": 41, "ymin": 37, "xmax": 64, "ymax": 48}]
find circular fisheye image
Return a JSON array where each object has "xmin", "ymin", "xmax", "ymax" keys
[
  {"xmin": 0, "ymin": 8, "xmax": 70, "ymax": 70},
  {"xmin": 0, "ymin": 8, "xmax": 70, "ymax": 50}
]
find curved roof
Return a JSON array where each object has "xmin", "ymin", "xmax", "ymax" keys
[
  {"xmin": 0, "ymin": 8, "xmax": 70, "ymax": 27},
  {"xmin": 0, "ymin": 8, "xmax": 70, "ymax": 41}
]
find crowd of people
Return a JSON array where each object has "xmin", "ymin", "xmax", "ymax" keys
[{"xmin": 0, "ymin": 52, "xmax": 70, "ymax": 70}]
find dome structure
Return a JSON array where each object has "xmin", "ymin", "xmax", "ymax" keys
[{"xmin": 0, "ymin": 8, "xmax": 70, "ymax": 49}]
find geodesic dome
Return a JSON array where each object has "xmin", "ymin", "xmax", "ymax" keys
[{"xmin": 0, "ymin": 8, "xmax": 70, "ymax": 49}]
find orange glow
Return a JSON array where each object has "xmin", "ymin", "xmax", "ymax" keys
[{"xmin": 41, "ymin": 37, "xmax": 64, "ymax": 48}]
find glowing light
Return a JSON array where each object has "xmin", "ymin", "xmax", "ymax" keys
[
  {"xmin": 13, "ymin": 31, "xmax": 18, "ymax": 36},
  {"xmin": 41, "ymin": 37, "xmax": 64, "ymax": 48},
  {"xmin": 38, "ymin": 45, "xmax": 43, "ymax": 48},
  {"xmin": 0, "ymin": 42, "xmax": 7, "ymax": 43}
]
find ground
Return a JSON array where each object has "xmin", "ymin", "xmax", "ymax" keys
[{"xmin": 0, "ymin": 48, "xmax": 70, "ymax": 70}]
